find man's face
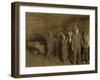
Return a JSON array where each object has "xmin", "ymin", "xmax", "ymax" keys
[{"xmin": 76, "ymin": 28, "xmax": 79, "ymax": 34}]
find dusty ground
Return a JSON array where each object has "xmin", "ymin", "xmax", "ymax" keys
[{"xmin": 26, "ymin": 50, "xmax": 71, "ymax": 67}]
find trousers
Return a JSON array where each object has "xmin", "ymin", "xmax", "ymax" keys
[{"xmin": 73, "ymin": 48, "xmax": 81, "ymax": 64}]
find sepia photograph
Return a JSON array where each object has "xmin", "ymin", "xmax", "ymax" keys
[{"xmin": 26, "ymin": 13, "xmax": 90, "ymax": 67}]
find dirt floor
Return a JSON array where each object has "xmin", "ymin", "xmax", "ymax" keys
[{"xmin": 26, "ymin": 50, "xmax": 71, "ymax": 67}]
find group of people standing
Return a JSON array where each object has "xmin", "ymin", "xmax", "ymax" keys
[{"xmin": 46, "ymin": 25, "xmax": 88, "ymax": 65}]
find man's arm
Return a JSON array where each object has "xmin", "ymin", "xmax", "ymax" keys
[
  {"xmin": 80, "ymin": 34, "xmax": 83, "ymax": 47},
  {"xmin": 71, "ymin": 35, "xmax": 74, "ymax": 51}
]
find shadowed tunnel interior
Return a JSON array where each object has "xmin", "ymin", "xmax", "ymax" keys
[{"xmin": 26, "ymin": 12, "xmax": 89, "ymax": 67}]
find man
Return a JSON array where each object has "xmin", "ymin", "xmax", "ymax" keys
[
  {"xmin": 61, "ymin": 32, "xmax": 68, "ymax": 64},
  {"xmin": 67, "ymin": 31, "xmax": 73, "ymax": 64},
  {"xmin": 82, "ymin": 31, "xmax": 89, "ymax": 64},
  {"xmin": 54, "ymin": 33, "xmax": 60, "ymax": 58},
  {"xmin": 72, "ymin": 25, "xmax": 83, "ymax": 64},
  {"xmin": 46, "ymin": 30, "xmax": 54, "ymax": 59}
]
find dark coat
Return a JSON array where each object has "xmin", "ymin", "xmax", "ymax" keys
[
  {"xmin": 72, "ymin": 33, "xmax": 83, "ymax": 50},
  {"xmin": 61, "ymin": 38, "xmax": 68, "ymax": 63}
]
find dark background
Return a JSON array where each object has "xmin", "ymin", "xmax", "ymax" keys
[
  {"xmin": 26, "ymin": 12, "xmax": 89, "ymax": 41},
  {"xmin": 26, "ymin": 12, "xmax": 89, "ymax": 67}
]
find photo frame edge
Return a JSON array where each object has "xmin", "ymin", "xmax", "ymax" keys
[{"xmin": 11, "ymin": 2, "xmax": 98, "ymax": 78}]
